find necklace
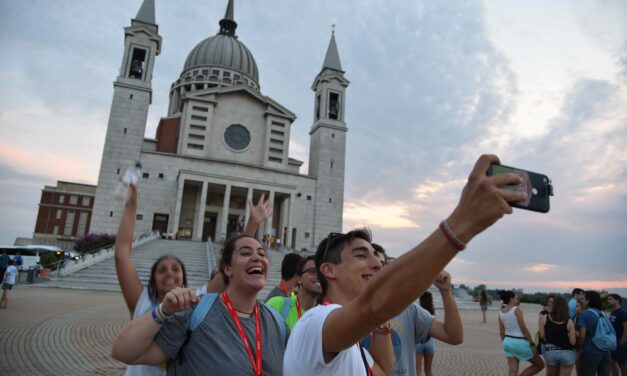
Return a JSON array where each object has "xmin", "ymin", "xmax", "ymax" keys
[{"xmin": 220, "ymin": 296, "xmax": 254, "ymax": 316}]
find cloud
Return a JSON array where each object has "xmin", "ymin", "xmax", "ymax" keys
[{"xmin": 523, "ymin": 263, "xmax": 558, "ymax": 273}]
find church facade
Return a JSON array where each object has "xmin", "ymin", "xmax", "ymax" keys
[{"xmin": 89, "ymin": 0, "xmax": 350, "ymax": 250}]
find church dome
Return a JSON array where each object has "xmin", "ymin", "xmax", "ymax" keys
[{"xmin": 183, "ymin": 34, "xmax": 259, "ymax": 85}]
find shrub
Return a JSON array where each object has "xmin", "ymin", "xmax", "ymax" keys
[
  {"xmin": 39, "ymin": 252, "xmax": 59, "ymax": 270},
  {"xmin": 74, "ymin": 233, "xmax": 116, "ymax": 253}
]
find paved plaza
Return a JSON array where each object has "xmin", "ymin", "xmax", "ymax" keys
[{"xmin": 0, "ymin": 285, "xmax": 547, "ymax": 375}]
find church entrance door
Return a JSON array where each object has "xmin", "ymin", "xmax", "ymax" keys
[
  {"xmin": 152, "ymin": 214, "xmax": 169, "ymax": 235},
  {"xmin": 203, "ymin": 213, "xmax": 217, "ymax": 242}
]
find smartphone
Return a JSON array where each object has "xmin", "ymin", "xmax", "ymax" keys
[{"xmin": 487, "ymin": 164, "xmax": 553, "ymax": 213}]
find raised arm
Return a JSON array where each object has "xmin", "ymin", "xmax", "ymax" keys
[
  {"xmin": 112, "ymin": 287, "xmax": 199, "ymax": 364},
  {"xmin": 114, "ymin": 183, "xmax": 143, "ymax": 315},
  {"xmin": 427, "ymin": 271, "xmax": 463, "ymax": 345},
  {"xmin": 322, "ymin": 154, "xmax": 527, "ymax": 353},
  {"xmin": 368, "ymin": 323, "xmax": 395, "ymax": 376},
  {"xmin": 243, "ymin": 193, "xmax": 272, "ymax": 237}
]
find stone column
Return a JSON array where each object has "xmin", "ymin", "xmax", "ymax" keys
[
  {"xmin": 264, "ymin": 190, "xmax": 275, "ymax": 237},
  {"xmin": 219, "ymin": 184, "xmax": 232, "ymax": 241},
  {"xmin": 286, "ymin": 193, "xmax": 295, "ymax": 248},
  {"xmin": 171, "ymin": 178, "xmax": 185, "ymax": 235},
  {"xmin": 193, "ymin": 180, "xmax": 208, "ymax": 241}
]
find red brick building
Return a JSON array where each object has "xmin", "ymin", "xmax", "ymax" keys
[{"xmin": 34, "ymin": 181, "xmax": 97, "ymax": 240}]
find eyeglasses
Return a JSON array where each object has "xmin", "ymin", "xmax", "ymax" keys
[
  {"xmin": 320, "ymin": 232, "xmax": 344, "ymax": 263},
  {"xmin": 299, "ymin": 267, "xmax": 317, "ymax": 275}
]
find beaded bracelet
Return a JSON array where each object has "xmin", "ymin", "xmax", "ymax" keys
[{"xmin": 439, "ymin": 220, "xmax": 466, "ymax": 251}]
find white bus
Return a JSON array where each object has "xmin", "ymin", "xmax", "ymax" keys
[{"xmin": 0, "ymin": 245, "xmax": 81, "ymax": 270}]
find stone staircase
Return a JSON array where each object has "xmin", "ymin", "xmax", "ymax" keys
[
  {"xmin": 260, "ymin": 247, "xmax": 285, "ymax": 300},
  {"xmin": 40, "ymin": 239, "xmax": 210, "ymax": 291}
]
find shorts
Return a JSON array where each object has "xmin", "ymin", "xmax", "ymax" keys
[
  {"xmin": 612, "ymin": 343, "xmax": 627, "ymax": 364},
  {"xmin": 543, "ymin": 346, "xmax": 576, "ymax": 367},
  {"xmin": 2, "ymin": 283, "xmax": 13, "ymax": 290},
  {"xmin": 502, "ymin": 337, "xmax": 533, "ymax": 361},
  {"xmin": 415, "ymin": 337, "xmax": 435, "ymax": 356}
]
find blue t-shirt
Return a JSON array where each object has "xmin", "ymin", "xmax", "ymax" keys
[
  {"xmin": 568, "ymin": 298, "xmax": 577, "ymax": 319},
  {"xmin": 610, "ymin": 307, "xmax": 627, "ymax": 345},
  {"xmin": 579, "ymin": 308, "xmax": 607, "ymax": 355}
]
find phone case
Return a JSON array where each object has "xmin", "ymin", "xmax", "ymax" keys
[{"xmin": 487, "ymin": 164, "xmax": 553, "ymax": 213}]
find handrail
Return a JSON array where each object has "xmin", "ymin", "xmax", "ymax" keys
[
  {"xmin": 205, "ymin": 239, "xmax": 217, "ymax": 277},
  {"xmin": 59, "ymin": 230, "xmax": 160, "ymax": 277}
]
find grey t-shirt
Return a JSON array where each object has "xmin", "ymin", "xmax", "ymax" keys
[
  {"xmin": 391, "ymin": 303, "xmax": 435, "ymax": 376},
  {"xmin": 362, "ymin": 303, "xmax": 434, "ymax": 376},
  {"xmin": 263, "ymin": 285, "xmax": 288, "ymax": 303},
  {"xmin": 155, "ymin": 301, "xmax": 286, "ymax": 375}
]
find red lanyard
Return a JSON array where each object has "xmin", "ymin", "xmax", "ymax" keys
[
  {"xmin": 295, "ymin": 295, "xmax": 302, "ymax": 319},
  {"xmin": 278, "ymin": 281, "xmax": 291, "ymax": 297},
  {"xmin": 222, "ymin": 292, "xmax": 262, "ymax": 376},
  {"xmin": 320, "ymin": 299, "xmax": 373, "ymax": 376}
]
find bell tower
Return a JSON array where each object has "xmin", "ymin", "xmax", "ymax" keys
[
  {"xmin": 91, "ymin": 0, "xmax": 162, "ymax": 234},
  {"xmin": 308, "ymin": 28, "xmax": 350, "ymax": 245}
]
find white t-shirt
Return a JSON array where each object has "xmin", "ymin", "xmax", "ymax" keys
[
  {"xmin": 3, "ymin": 265, "xmax": 17, "ymax": 285},
  {"xmin": 124, "ymin": 287, "xmax": 164, "ymax": 376},
  {"xmin": 284, "ymin": 304, "xmax": 374, "ymax": 376}
]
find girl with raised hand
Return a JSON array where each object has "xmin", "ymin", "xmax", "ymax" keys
[
  {"xmin": 111, "ymin": 235, "xmax": 287, "ymax": 375},
  {"xmin": 115, "ymin": 183, "xmax": 188, "ymax": 376}
]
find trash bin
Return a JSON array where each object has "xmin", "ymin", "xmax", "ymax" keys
[{"xmin": 27, "ymin": 267, "xmax": 37, "ymax": 283}]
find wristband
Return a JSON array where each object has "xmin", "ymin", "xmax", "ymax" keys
[
  {"xmin": 151, "ymin": 307, "xmax": 165, "ymax": 325},
  {"xmin": 157, "ymin": 303, "xmax": 173, "ymax": 320},
  {"xmin": 373, "ymin": 324, "xmax": 391, "ymax": 335},
  {"xmin": 439, "ymin": 221, "xmax": 466, "ymax": 251}
]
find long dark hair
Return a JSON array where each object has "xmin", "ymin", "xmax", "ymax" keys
[
  {"xmin": 499, "ymin": 290, "xmax": 516, "ymax": 305},
  {"xmin": 549, "ymin": 295, "xmax": 569, "ymax": 322},
  {"xmin": 479, "ymin": 290, "xmax": 488, "ymax": 303},
  {"xmin": 420, "ymin": 291, "xmax": 435, "ymax": 315},
  {"xmin": 147, "ymin": 255, "xmax": 187, "ymax": 303}
]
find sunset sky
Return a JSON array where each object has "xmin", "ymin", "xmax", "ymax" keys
[{"xmin": 1, "ymin": 0, "xmax": 625, "ymax": 294}]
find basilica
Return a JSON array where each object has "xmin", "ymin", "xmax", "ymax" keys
[{"xmin": 87, "ymin": 0, "xmax": 350, "ymax": 250}]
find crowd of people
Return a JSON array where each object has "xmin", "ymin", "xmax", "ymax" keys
[
  {"xmin": 492, "ymin": 288, "xmax": 626, "ymax": 376},
  {"xmin": 105, "ymin": 154, "xmax": 624, "ymax": 375}
]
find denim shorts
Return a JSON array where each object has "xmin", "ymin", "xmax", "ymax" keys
[
  {"xmin": 543, "ymin": 346, "xmax": 576, "ymax": 367},
  {"xmin": 415, "ymin": 337, "xmax": 435, "ymax": 356},
  {"xmin": 502, "ymin": 337, "xmax": 533, "ymax": 361}
]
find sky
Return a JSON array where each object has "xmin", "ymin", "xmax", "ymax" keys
[{"xmin": 0, "ymin": 0, "xmax": 625, "ymax": 295}]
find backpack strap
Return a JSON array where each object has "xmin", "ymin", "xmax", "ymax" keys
[
  {"xmin": 189, "ymin": 293, "xmax": 218, "ymax": 331},
  {"xmin": 279, "ymin": 296, "xmax": 292, "ymax": 320},
  {"xmin": 178, "ymin": 293, "xmax": 218, "ymax": 365},
  {"xmin": 262, "ymin": 303, "xmax": 287, "ymax": 343}
]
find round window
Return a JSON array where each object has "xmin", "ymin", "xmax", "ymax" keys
[{"xmin": 224, "ymin": 124, "xmax": 251, "ymax": 151}]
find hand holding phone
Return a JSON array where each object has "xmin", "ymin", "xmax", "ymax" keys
[{"xmin": 487, "ymin": 164, "xmax": 553, "ymax": 213}]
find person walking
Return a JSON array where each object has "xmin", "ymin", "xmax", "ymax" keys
[
  {"xmin": 498, "ymin": 290, "xmax": 545, "ymax": 376},
  {"xmin": 0, "ymin": 259, "xmax": 17, "ymax": 309},
  {"xmin": 480, "ymin": 290, "xmax": 489, "ymax": 323},
  {"xmin": 539, "ymin": 295, "xmax": 577, "ymax": 376}
]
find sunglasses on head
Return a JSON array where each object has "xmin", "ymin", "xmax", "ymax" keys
[{"xmin": 320, "ymin": 232, "xmax": 344, "ymax": 263}]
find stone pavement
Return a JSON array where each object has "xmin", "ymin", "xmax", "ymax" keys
[{"xmin": 0, "ymin": 285, "xmax": 547, "ymax": 375}]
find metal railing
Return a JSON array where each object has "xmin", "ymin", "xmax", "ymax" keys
[{"xmin": 59, "ymin": 230, "xmax": 160, "ymax": 277}]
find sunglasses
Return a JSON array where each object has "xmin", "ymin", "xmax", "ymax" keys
[
  {"xmin": 299, "ymin": 267, "xmax": 317, "ymax": 275},
  {"xmin": 320, "ymin": 232, "xmax": 344, "ymax": 263}
]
